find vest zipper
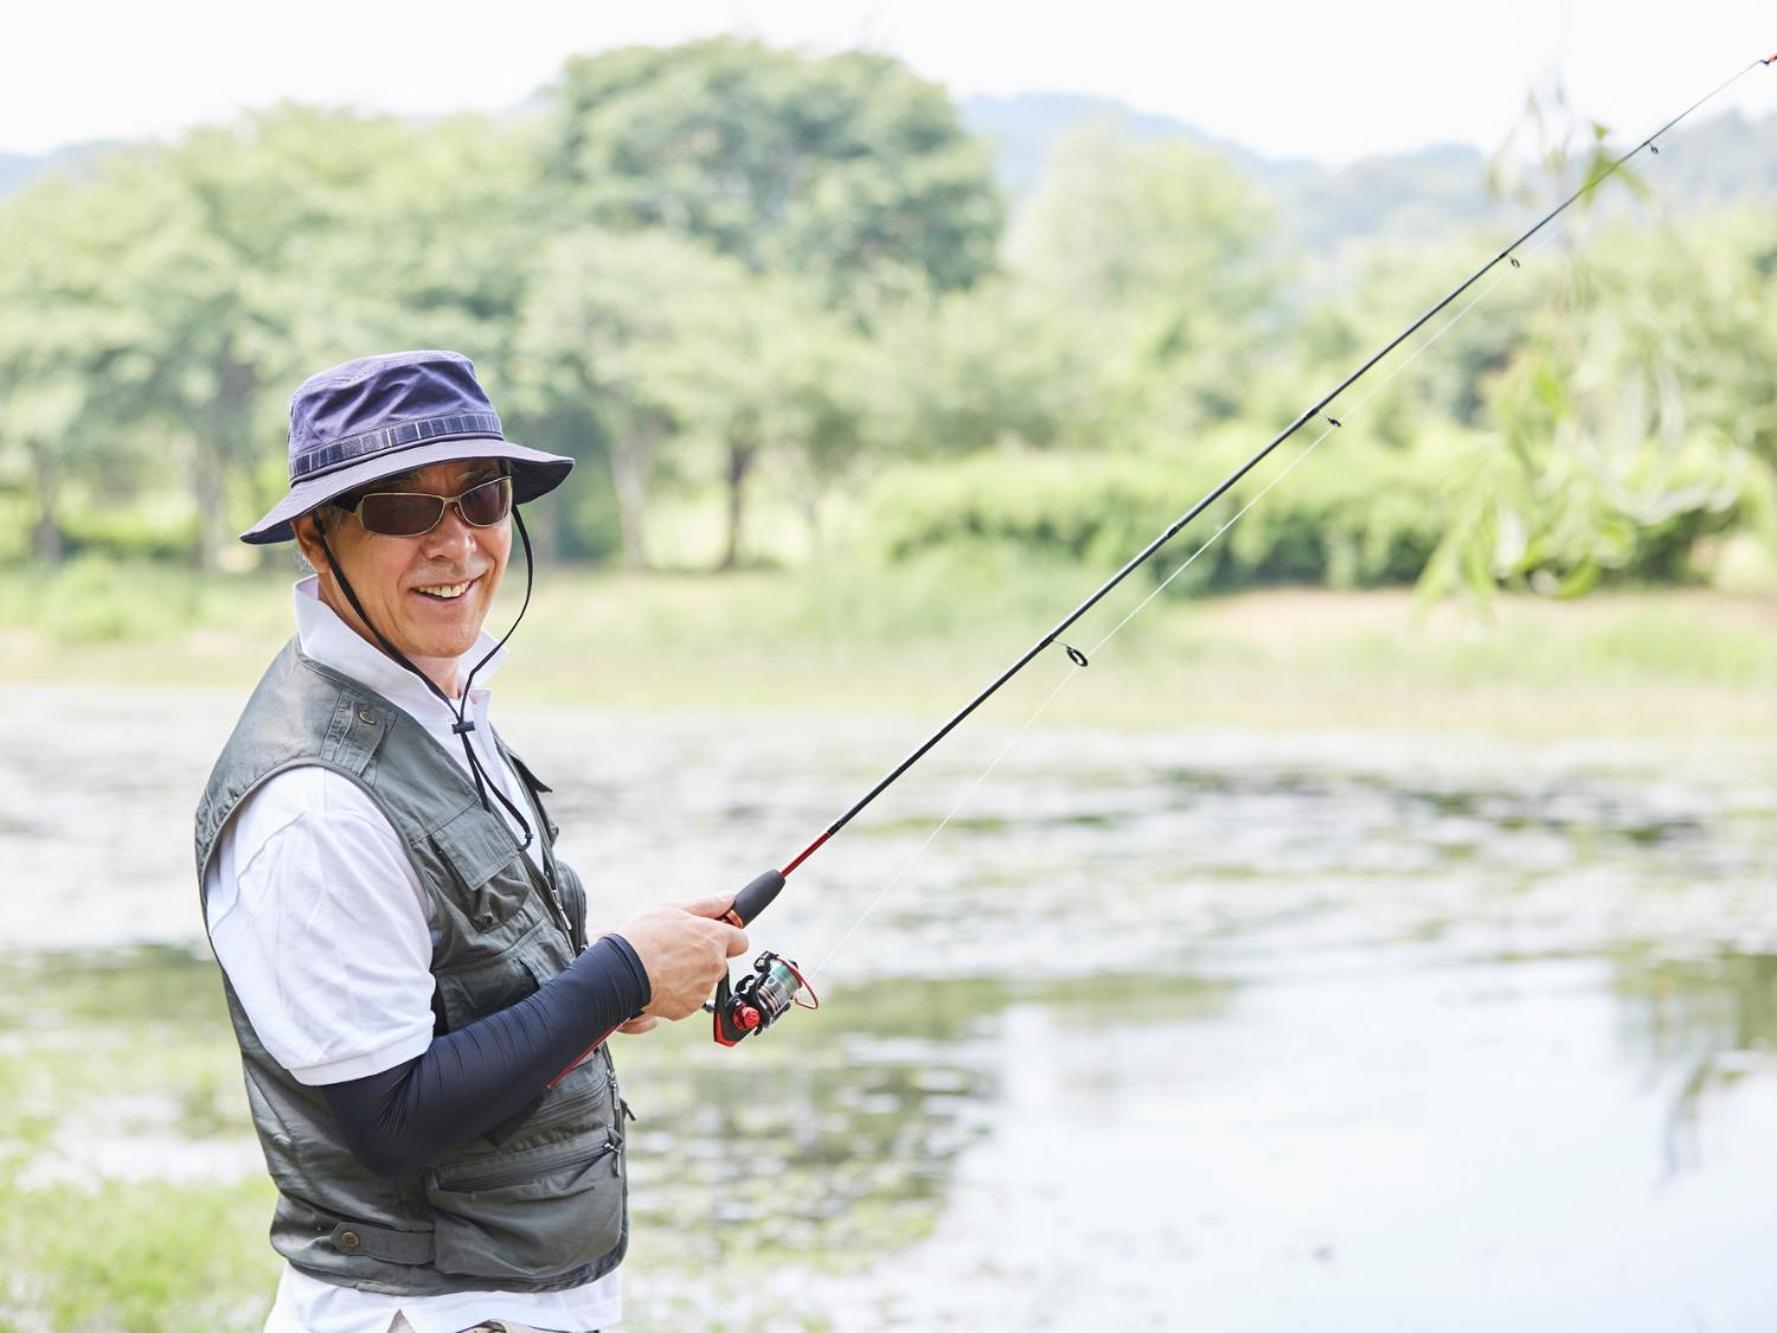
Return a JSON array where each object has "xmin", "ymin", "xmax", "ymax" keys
[
  {"xmin": 605, "ymin": 1064, "xmax": 637, "ymax": 1124},
  {"xmin": 508, "ymin": 758, "xmax": 583, "ymax": 953},
  {"xmin": 536, "ymin": 872, "xmax": 574, "ymax": 947},
  {"xmin": 433, "ymin": 1134, "xmax": 618, "ymax": 1193}
]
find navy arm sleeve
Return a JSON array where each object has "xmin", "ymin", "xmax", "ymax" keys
[{"xmin": 319, "ymin": 933, "xmax": 650, "ymax": 1178}]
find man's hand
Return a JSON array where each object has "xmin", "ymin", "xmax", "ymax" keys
[
  {"xmin": 613, "ymin": 897, "xmax": 749, "ymax": 1022},
  {"xmin": 615, "ymin": 1016, "xmax": 658, "ymax": 1036}
]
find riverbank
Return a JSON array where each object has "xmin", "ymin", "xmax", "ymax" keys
[{"xmin": 0, "ymin": 563, "xmax": 1772, "ymax": 737}]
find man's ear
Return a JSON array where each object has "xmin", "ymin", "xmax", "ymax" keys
[{"xmin": 292, "ymin": 511, "xmax": 326, "ymax": 570}]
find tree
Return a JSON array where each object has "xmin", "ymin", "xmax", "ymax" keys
[
  {"xmin": 866, "ymin": 280, "xmax": 1102, "ymax": 458},
  {"xmin": 1420, "ymin": 220, "xmax": 1768, "ymax": 602},
  {"xmin": 662, "ymin": 274, "xmax": 871, "ymax": 567},
  {"xmin": 1007, "ymin": 123, "xmax": 1287, "ymax": 436},
  {"xmin": 544, "ymin": 38, "xmax": 1003, "ymax": 313},
  {"xmin": 91, "ymin": 115, "xmax": 351, "ymax": 566},
  {"xmin": 516, "ymin": 229, "xmax": 877, "ymax": 570},
  {"xmin": 0, "ymin": 176, "xmax": 160, "ymax": 563},
  {"xmin": 1418, "ymin": 96, "xmax": 1775, "ymax": 603},
  {"xmin": 515, "ymin": 230, "xmax": 752, "ymax": 569}
]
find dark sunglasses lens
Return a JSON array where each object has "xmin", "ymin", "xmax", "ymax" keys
[
  {"xmin": 458, "ymin": 477, "xmax": 513, "ymax": 527},
  {"xmin": 359, "ymin": 493, "xmax": 446, "ymax": 536}
]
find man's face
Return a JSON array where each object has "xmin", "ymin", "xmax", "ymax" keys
[{"xmin": 294, "ymin": 458, "xmax": 511, "ymax": 682}]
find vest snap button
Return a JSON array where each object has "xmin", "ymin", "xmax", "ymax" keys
[
  {"xmin": 357, "ymin": 708, "xmax": 376, "ymax": 726},
  {"xmin": 339, "ymin": 1230, "xmax": 360, "ymax": 1248}
]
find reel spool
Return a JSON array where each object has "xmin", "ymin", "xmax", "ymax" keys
[{"xmin": 710, "ymin": 951, "xmax": 819, "ymax": 1047}]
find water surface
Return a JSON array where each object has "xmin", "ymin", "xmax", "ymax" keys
[{"xmin": 3, "ymin": 686, "xmax": 1774, "ymax": 1329}]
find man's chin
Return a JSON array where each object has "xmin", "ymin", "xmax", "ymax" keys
[
  {"xmin": 431, "ymin": 633, "xmax": 486, "ymax": 662},
  {"xmin": 396, "ymin": 624, "xmax": 488, "ymax": 665}
]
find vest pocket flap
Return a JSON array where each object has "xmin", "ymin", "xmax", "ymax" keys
[
  {"xmin": 328, "ymin": 1221, "xmax": 435, "ymax": 1266},
  {"xmin": 430, "ymin": 802, "xmax": 525, "ymax": 890},
  {"xmin": 425, "ymin": 1130, "xmax": 624, "ymax": 1281},
  {"xmin": 432, "ymin": 926, "xmax": 546, "ymax": 1031}
]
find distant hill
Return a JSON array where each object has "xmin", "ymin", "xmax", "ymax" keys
[
  {"xmin": 0, "ymin": 142, "xmax": 118, "ymax": 199},
  {"xmin": 5, "ymin": 95, "xmax": 1771, "ymax": 257},
  {"xmin": 959, "ymin": 91, "xmax": 1317, "ymax": 199},
  {"xmin": 959, "ymin": 93, "xmax": 1777, "ymax": 253}
]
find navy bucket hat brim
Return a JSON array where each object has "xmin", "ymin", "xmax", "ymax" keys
[{"xmin": 241, "ymin": 350, "xmax": 573, "ymax": 546}]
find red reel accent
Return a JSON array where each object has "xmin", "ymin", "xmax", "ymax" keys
[{"xmin": 781, "ymin": 957, "xmax": 821, "ymax": 1011}]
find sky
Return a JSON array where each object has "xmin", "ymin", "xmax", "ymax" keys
[{"xmin": 2, "ymin": 0, "xmax": 1774, "ymax": 162}]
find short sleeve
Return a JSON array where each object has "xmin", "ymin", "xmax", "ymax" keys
[{"xmin": 204, "ymin": 767, "xmax": 438, "ymax": 1085}]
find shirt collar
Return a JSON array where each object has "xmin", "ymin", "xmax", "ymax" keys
[{"xmin": 292, "ymin": 575, "xmax": 505, "ymax": 722}]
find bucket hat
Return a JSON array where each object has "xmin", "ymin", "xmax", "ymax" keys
[{"xmin": 241, "ymin": 350, "xmax": 573, "ymax": 545}]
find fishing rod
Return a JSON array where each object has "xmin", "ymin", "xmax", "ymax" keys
[{"xmin": 702, "ymin": 50, "xmax": 1777, "ymax": 1048}]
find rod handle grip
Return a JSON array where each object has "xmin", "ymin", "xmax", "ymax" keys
[{"xmin": 726, "ymin": 868, "xmax": 785, "ymax": 927}]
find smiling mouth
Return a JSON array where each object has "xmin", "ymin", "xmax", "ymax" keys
[{"xmin": 412, "ymin": 576, "xmax": 479, "ymax": 601}]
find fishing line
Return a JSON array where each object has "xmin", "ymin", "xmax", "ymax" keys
[{"xmin": 810, "ymin": 237, "xmax": 1538, "ymax": 975}]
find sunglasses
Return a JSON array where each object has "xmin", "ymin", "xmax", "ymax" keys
[{"xmin": 336, "ymin": 475, "xmax": 513, "ymax": 538}]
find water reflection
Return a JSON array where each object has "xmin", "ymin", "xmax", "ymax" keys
[{"xmin": 1610, "ymin": 949, "xmax": 1777, "ymax": 1176}]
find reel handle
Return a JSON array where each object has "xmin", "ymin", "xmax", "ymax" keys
[{"xmin": 710, "ymin": 970, "xmax": 755, "ymax": 1047}]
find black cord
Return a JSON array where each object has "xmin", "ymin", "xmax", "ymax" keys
[{"xmin": 315, "ymin": 506, "xmax": 536, "ymax": 850}]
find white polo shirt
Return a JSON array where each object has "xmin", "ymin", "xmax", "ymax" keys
[{"xmin": 204, "ymin": 576, "xmax": 620, "ymax": 1333}]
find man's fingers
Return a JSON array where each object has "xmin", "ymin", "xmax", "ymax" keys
[
  {"xmin": 721, "ymin": 924, "xmax": 750, "ymax": 958},
  {"xmin": 674, "ymin": 895, "xmax": 737, "ymax": 921},
  {"xmin": 617, "ymin": 1016, "xmax": 659, "ymax": 1036}
]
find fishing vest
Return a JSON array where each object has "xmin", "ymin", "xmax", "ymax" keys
[{"xmin": 193, "ymin": 641, "xmax": 627, "ymax": 1297}]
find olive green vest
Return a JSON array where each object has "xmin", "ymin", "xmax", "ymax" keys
[{"xmin": 194, "ymin": 641, "xmax": 627, "ymax": 1296}]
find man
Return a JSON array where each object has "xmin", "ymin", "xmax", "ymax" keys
[{"xmin": 195, "ymin": 350, "xmax": 747, "ymax": 1332}]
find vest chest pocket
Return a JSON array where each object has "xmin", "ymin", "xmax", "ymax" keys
[
  {"xmin": 426, "ymin": 806, "xmax": 575, "ymax": 1029},
  {"xmin": 427, "ymin": 801, "xmax": 540, "ymax": 939},
  {"xmin": 431, "ymin": 922, "xmax": 556, "ymax": 1031},
  {"xmin": 424, "ymin": 1127, "xmax": 625, "ymax": 1281}
]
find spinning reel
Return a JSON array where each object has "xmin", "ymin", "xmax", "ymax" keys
[
  {"xmin": 706, "ymin": 868, "xmax": 819, "ymax": 1047},
  {"xmin": 709, "ymin": 950, "xmax": 820, "ymax": 1047}
]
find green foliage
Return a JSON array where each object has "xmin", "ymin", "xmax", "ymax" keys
[
  {"xmin": 0, "ymin": 1166, "xmax": 278, "ymax": 1330},
  {"xmin": 865, "ymin": 280, "xmax": 1104, "ymax": 457},
  {"xmin": 0, "ymin": 559, "xmax": 287, "ymax": 645},
  {"xmin": 1011, "ymin": 125, "xmax": 1279, "ymax": 316},
  {"xmin": 863, "ymin": 428, "xmax": 1459, "ymax": 594},
  {"xmin": 546, "ymin": 37, "xmax": 1004, "ymax": 311},
  {"xmin": 1421, "ymin": 213, "xmax": 1772, "ymax": 603},
  {"xmin": 0, "ymin": 556, "xmax": 196, "ymax": 640},
  {"xmin": 0, "ymin": 37, "xmax": 1773, "ymax": 601},
  {"xmin": 1008, "ymin": 125, "xmax": 1287, "ymax": 435}
]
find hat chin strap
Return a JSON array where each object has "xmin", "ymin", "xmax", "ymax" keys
[{"xmin": 315, "ymin": 507, "xmax": 538, "ymax": 849}]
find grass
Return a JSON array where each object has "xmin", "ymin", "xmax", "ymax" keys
[
  {"xmin": 0, "ymin": 557, "xmax": 1773, "ymax": 737},
  {"xmin": 0, "ymin": 947, "xmax": 281, "ymax": 1331},
  {"xmin": 0, "ymin": 1167, "xmax": 278, "ymax": 1333}
]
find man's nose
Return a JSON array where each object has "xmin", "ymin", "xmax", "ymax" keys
[{"xmin": 419, "ymin": 501, "xmax": 479, "ymax": 558}]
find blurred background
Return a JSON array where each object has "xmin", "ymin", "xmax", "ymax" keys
[{"xmin": 2, "ymin": 3, "xmax": 1775, "ymax": 1329}]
